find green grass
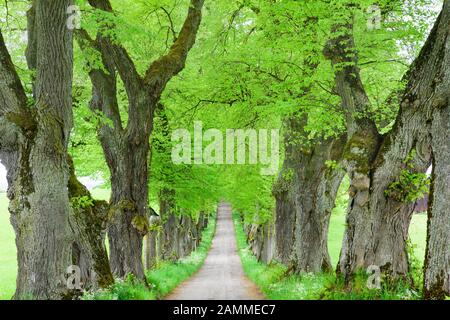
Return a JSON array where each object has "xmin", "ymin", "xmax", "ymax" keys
[
  {"xmin": 327, "ymin": 211, "xmax": 427, "ymax": 268},
  {"xmin": 233, "ymin": 212, "xmax": 427, "ymax": 300},
  {"xmin": 145, "ymin": 215, "xmax": 216, "ymax": 299},
  {"xmin": 84, "ymin": 213, "xmax": 217, "ymax": 300},
  {"xmin": 233, "ymin": 212, "xmax": 332, "ymax": 299},
  {"xmin": 0, "ymin": 192, "xmax": 16, "ymax": 300},
  {"xmin": 408, "ymin": 213, "xmax": 428, "ymax": 263},
  {"xmin": 0, "ymin": 187, "xmax": 429, "ymax": 300},
  {"xmin": 328, "ymin": 212, "xmax": 346, "ymax": 267}
]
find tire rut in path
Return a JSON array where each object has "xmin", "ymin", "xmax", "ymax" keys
[{"xmin": 166, "ymin": 202, "xmax": 265, "ymax": 300}]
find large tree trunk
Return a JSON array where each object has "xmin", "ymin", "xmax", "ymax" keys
[
  {"xmin": 273, "ymin": 174, "xmax": 296, "ymax": 265},
  {"xmin": 0, "ymin": 0, "xmax": 74, "ymax": 299},
  {"xmin": 336, "ymin": 123, "xmax": 431, "ymax": 280},
  {"xmin": 274, "ymin": 115, "xmax": 346, "ymax": 272},
  {"xmin": 102, "ymin": 114, "xmax": 152, "ymax": 281},
  {"xmin": 424, "ymin": 121, "xmax": 450, "ymax": 299},
  {"xmin": 79, "ymin": 0, "xmax": 205, "ymax": 281},
  {"xmin": 425, "ymin": 120, "xmax": 450, "ymax": 298},
  {"xmin": 423, "ymin": 2, "xmax": 450, "ymax": 299},
  {"xmin": 325, "ymin": 2, "xmax": 448, "ymax": 282}
]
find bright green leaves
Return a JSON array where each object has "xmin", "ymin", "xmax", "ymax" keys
[
  {"xmin": 385, "ymin": 170, "xmax": 430, "ymax": 203},
  {"xmin": 71, "ymin": 195, "xmax": 95, "ymax": 209},
  {"xmin": 385, "ymin": 150, "xmax": 431, "ymax": 203}
]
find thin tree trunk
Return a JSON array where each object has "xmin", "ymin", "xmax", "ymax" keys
[
  {"xmin": 247, "ymin": 221, "xmax": 276, "ymax": 264},
  {"xmin": 145, "ymin": 214, "xmax": 161, "ymax": 269},
  {"xmin": 159, "ymin": 189, "xmax": 179, "ymax": 261}
]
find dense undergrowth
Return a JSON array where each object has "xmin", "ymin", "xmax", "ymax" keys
[
  {"xmin": 84, "ymin": 214, "xmax": 216, "ymax": 300},
  {"xmin": 232, "ymin": 213, "xmax": 423, "ymax": 300}
]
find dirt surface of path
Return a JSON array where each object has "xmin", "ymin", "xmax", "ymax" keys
[{"xmin": 166, "ymin": 202, "xmax": 264, "ymax": 300}]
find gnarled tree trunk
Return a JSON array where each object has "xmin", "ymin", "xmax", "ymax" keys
[
  {"xmin": 423, "ymin": 1, "xmax": 450, "ymax": 299},
  {"xmin": 78, "ymin": 0, "xmax": 205, "ymax": 281},
  {"xmin": 274, "ymin": 115, "xmax": 346, "ymax": 272},
  {"xmin": 325, "ymin": 2, "xmax": 447, "ymax": 283},
  {"xmin": 67, "ymin": 156, "xmax": 114, "ymax": 291},
  {"xmin": 0, "ymin": 0, "xmax": 74, "ymax": 299},
  {"xmin": 102, "ymin": 113, "xmax": 153, "ymax": 280}
]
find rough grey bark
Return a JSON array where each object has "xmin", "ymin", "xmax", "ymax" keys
[
  {"xmin": 273, "ymin": 115, "xmax": 346, "ymax": 272},
  {"xmin": 325, "ymin": 3, "xmax": 448, "ymax": 282},
  {"xmin": 425, "ymin": 132, "xmax": 450, "ymax": 299},
  {"xmin": 0, "ymin": 0, "xmax": 74, "ymax": 299},
  {"xmin": 77, "ymin": 0, "xmax": 205, "ymax": 281},
  {"xmin": 273, "ymin": 171, "xmax": 296, "ymax": 264},
  {"xmin": 104, "ymin": 125, "xmax": 152, "ymax": 281},
  {"xmin": 246, "ymin": 221, "xmax": 276, "ymax": 264},
  {"xmin": 425, "ymin": 128, "xmax": 450, "ymax": 298},
  {"xmin": 159, "ymin": 189, "xmax": 179, "ymax": 261},
  {"xmin": 324, "ymin": 27, "xmax": 426, "ymax": 280},
  {"xmin": 67, "ymin": 156, "xmax": 114, "ymax": 291},
  {"xmin": 145, "ymin": 213, "xmax": 161, "ymax": 269},
  {"xmin": 147, "ymin": 197, "xmax": 208, "ymax": 265},
  {"xmin": 423, "ymin": 1, "xmax": 450, "ymax": 299}
]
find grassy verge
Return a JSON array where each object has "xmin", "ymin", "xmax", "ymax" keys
[
  {"xmin": 0, "ymin": 187, "xmax": 430, "ymax": 300},
  {"xmin": 233, "ymin": 212, "xmax": 330, "ymax": 299},
  {"xmin": 233, "ymin": 213, "xmax": 422, "ymax": 300},
  {"xmin": 85, "ymin": 213, "xmax": 216, "ymax": 300},
  {"xmin": 0, "ymin": 192, "xmax": 16, "ymax": 300}
]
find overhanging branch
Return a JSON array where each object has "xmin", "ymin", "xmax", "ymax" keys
[
  {"xmin": 143, "ymin": 0, "xmax": 205, "ymax": 95},
  {"xmin": 0, "ymin": 29, "xmax": 34, "ymax": 131}
]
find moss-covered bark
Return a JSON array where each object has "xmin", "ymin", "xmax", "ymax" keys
[
  {"xmin": 326, "ymin": 3, "xmax": 448, "ymax": 285},
  {"xmin": 423, "ymin": 2, "xmax": 450, "ymax": 299},
  {"xmin": 77, "ymin": 0, "xmax": 205, "ymax": 282},
  {"xmin": 1, "ymin": 0, "xmax": 74, "ymax": 299},
  {"xmin": 274, "ymin": 115, "xmax": 346, "ymax": 272},
  {"xmin": 67, "ymin": 156, "xmax": 114, "ymax": 291}
]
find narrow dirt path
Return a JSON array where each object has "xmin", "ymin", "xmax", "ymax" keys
[{"xmin": 166, "ymin": 202, "xmax": 264, "ymax": 300}]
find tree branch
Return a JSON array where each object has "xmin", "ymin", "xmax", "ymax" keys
[
  {"xmin": 323, "ymin": 22, "xmax": 379, "ymax": 137},
  {"xmin": 87, "ymin": 0, "xmax": 143, "ymax": 97},
  {"xmin": 0, "ymin": 29, "xmax": 34, "ymax": 131},
  {"xmin": 160, "ymin": 6, "xmax": 178, "ymax": 43},
  {"xmin": 76, "ymin": 28, "xmax": 123, "ymax": 130},
  {"xmin": 143, "ymin": 0, "xmax": 205, "ymax": 96}
]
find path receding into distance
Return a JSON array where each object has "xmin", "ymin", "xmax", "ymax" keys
[{"xmin": 166, "ymin": 202, "xmax": 265, "ymax": 300}]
